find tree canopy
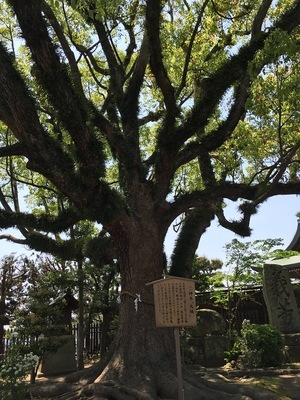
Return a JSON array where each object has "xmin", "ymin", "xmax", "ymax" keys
[{"xmin": 0, "ymin": 0, "xmax": 300, "ymax": 398}]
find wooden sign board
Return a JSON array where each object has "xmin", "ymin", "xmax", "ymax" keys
[{"xmin": 151, "ymin": 277, "xmax": 197, "ymax": 328}]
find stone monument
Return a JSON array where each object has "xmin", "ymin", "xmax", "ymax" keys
[
  {"xmin": 38, "ymin": 289, "xmax": 78, "ymax": 376},
  {"xmin": 263, "ymin": 262, "xmax": 300, "ymax": 333}
]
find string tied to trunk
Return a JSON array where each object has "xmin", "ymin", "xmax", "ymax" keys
[{"xmin": 117, "ymin": 291, "xmax": 154, "ymax": 311}]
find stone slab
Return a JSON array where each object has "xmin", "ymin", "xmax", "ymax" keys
[
  {"xmin": 263, "ymin": 263, "xmax": 300, "ymax": 333},
  {"xmin": 38, "ymin": 334, "xmax": 77, "ymax": 376}
]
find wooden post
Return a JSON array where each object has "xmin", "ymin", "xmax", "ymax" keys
[
  {"xmin": 174, "ymin": 327, "xmax": 184, "ymax": 400},
  {"xmin": 147, "ymin": 276, "xmax": 197, "ymax": 400}
]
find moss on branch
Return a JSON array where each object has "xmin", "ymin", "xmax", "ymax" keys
[{"xmin": 0, "ymin": 209, "xmax": 81, "ymax": 233}]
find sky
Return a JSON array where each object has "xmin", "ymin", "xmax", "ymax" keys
[{"xmin": 0, "ymin": 194, "xmax": 299, "ymax": 263}]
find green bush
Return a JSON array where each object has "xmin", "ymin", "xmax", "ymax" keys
[
  {"xmin": 229, "ymin": 320, "xmax": 285, "ymax": 368},
  {"xmin": 0, "ymin": 332, "xmax": 38, "ymax": 400}
]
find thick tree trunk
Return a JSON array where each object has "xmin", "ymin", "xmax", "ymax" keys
[{"xmin": 97, "ymin": 216, "xmax": 177, "ymax": 396}]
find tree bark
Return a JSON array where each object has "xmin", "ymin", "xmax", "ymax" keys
[
  {"xmin": 77, "ymin": 259, "xmax": 85, "ymax": 371},
  {"xmin": 97, "ymin": 214, "xmax": 176, "ymax": 395}
]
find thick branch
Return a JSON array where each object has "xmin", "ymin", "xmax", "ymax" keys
[
  {"xmin": 123, "ymin": 36, "xmax": 149, "ymax": 130},
  {"xmin": 117, "ymin": 36, "xmax": 150, "ymax": 181},
  {"xmin": 0, "ymin": 233, "xmax": 27, "ymax": 245},
  {"xmin": 214, "ymin": 203, "xmax": 257, "ymax": 237},
  {"xmin": 0, "ymin": 43, "xmax": 90, "ymax": 205},
  {"xmin": 251, "ymin": 0, "xmax": 273, "ymax": 38},
  {"xmin": 0, "ymin": 143, "xmax": 25, "ymax": 157},
  {"xmin": 23, "ymin": 232, "xmax": 82, "ymax": 260},
  {"xmin": 10, "ymin": 0, "xmax": 105, "ymax": 179},
  {"xmin": 201, "ymin": 76, "xmax": 251, "ymax": 151},
  {"xmin": 0, "ymin": 42, "xmax": 47, "ymax": 151},
  {"xmin": 122, "ymin": 0, "xmax": 140, "ymax": 70},
  {"xmin": 197, "ymin": 148, "xmax": 217, "ymax": 188},
  {"xmin": 169, "ymin": 207, "xmax": 215, "ymax": 277},
  {"xmin": 175, "ymin": 76, "xmax": 251, "ymax": 170},
  {"xmin": 41, "ymin": 0, "xmax": 84, "ymax": 97},
  {"xmin": 93, "ymin": 19, "xmax": 125, "ymax": 107},
  {"xmin": 0, "ymin": 228, "xmax": 118, "ymax": 263},
  {"xmin": 0, "ymin": 209, "xmax": 81, "ymax": 233},
  {"xmin": 165, "ymin": 181, "xmax": 300, "ymax": 228},
  {"xmin": 145, "ymin": 0, "xmax": 178, "ymax": 116}
]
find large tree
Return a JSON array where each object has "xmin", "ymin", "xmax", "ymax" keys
[{"xmin": 0, "ymin": 0, "xmax": 300, "ymax": 398}]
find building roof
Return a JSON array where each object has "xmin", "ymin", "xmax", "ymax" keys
[
  {"xmin": 50, "ymin": 288, "xmax": 78, "ymax": 310},
  {"xmin": 286, "ymin": 218, "xmax": 300, "ymax": 252},
  {"xmin": 265, "ymin": 255, "xmax": 300, "ymax": 279},
  {"xmin": 265, "ymin": 219, "xmax": 300, "ymax": 280}
]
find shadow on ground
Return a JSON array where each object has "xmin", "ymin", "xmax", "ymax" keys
[
  {"xmin": 28, "ymin": 364, "xmax": 300, "ymax": 399},
  {"xmin": 202, "ymin": 365, "xmax": 300, "ymax": 399}
]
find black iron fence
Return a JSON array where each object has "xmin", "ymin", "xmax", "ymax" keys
[{"xmin": 71, "ymin": 322, "xmax": 102, "ymax": 356}]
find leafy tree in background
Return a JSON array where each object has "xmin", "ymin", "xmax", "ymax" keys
[
  {"xmin": 0, "ymin": 0, "xmax": 299, "ymax": 398},
  {"xmin": 0, "ymin": 255, "xmax": 32, "ymax": 355},
  {"xmin": 11, "ymin": 253, "xmax": 118, "ymax": 360},
  {"xmin": 9, "ymin": 256, "xmax": 77, "ymax": 384},
  {"xmin": 191, "ymin": 256, "xmax": 224, "ymax": 292},
  {"xmin": 212, "ymin": 238, "xmax": 295, "ymax": 334},
  {"xmin": 223, "ymin": 238, "xmax": 285, "ymax": 286}
]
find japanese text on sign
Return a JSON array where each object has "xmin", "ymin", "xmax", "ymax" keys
[{"xmin": 153, "ymin": 278, "xmax": 197, "ymax": 327}]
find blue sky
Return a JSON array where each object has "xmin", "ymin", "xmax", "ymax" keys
[{"xmin": 1, "ymin": 194, "xmax": 299, "ymax": 262}]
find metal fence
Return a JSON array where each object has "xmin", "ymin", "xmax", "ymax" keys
[{"xmin": 71, "ymin": 322, "xmax": 102, "ymax": 356}]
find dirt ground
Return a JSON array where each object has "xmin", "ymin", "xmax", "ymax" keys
[
  {"xmin": 204, "ymin": 365, "xmax": 300, "ymax": 399},
  {"xmin": 276, "ymin": 373, "xmax": 300, "ymax": 399},
  {"xmin": 27, "ymin": 364, "xmax": 300, "ymax": 400}
]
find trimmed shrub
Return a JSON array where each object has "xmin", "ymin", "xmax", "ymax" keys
[{"xmin": 230, "ymin": 320, "xmax": 285, "ymax": 368}]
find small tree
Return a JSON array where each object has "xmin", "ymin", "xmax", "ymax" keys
[
  {"xmin": 211, "ymin": 238, "xmax": 285, "ymax": 334},
  {"xmin": 191, "ymin": 256, "xmax": 224, "ymax": 293}
]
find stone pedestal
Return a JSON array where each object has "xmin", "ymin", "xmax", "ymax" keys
[{"xmin": 38, "ymin": 335, "xmax": 77, "ymax": 376}]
